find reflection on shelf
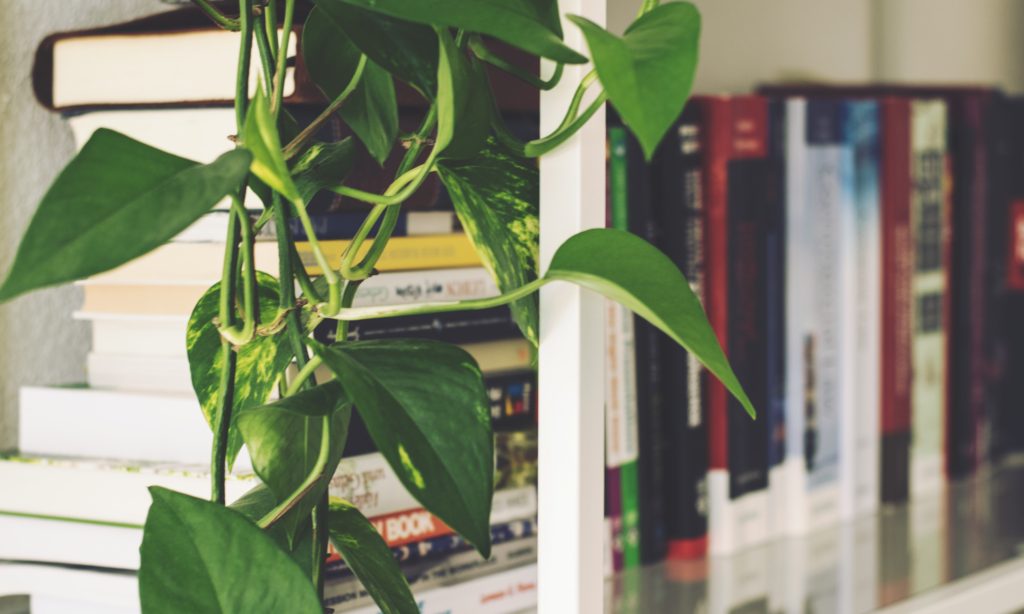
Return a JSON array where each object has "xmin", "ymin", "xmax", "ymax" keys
[{"xmin": 607, "ymin": 461, "xmax": 1024, "ymax": 614}]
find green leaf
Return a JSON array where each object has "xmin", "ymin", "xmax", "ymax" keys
[
  {"xmin": 313, "ymin": 339, "xmax": 494, "ymax": 556},
  {"xmin": 568, "ymin": 3, "xmax": 701, "ymax": 160},
  {"xmin": 547, "ymin": 228, "xmax": 754, "ymax": 418},
  {"xmin": 244, "ymin": 87, "xmax": 302, "ymax": 203},
  {"xmin": 437, "ymin": 138, "xmax": 539, "ymax": 345},
  {"xmin": 231, "ymin": 483, "xmax": 316, "ymax": 577},
  {"xmin": 139, "ymin": 487, "xmax": 322, "ymax": 614},
  {"xmin": 311, "ymin": 0, "xmax": 438, "ymax": 101},
  {"xmin": 435, "ymin": 29, "xmax": 492, "ymax": 159},
  {"xmin": 303, "ymin": 8, "xmax": 399, "ymax": 165},
  {"xmin": 0, "ymin": 130, "xmax": 250, "ymax": 301},
  {"xmin": 292, "ymin": 138, "xmax": 359, "ymax": 203},
  {"xmin": 327, "ymin": 0, "xmax": 586, "ymax": 64},
  {"xmin": 237, "ymin": 382, "xmax": 353, "ymax": 541},
  {"xmin": 186, "ymin": 272, "xmax": 295, "ymax": 468},
  {"xmin": 340, "ymin": 61, "xmax": 399, "ymax": 166},
  {"xmin": 328, "ymin": 499, "xmax": 419, "ymax": 614}
]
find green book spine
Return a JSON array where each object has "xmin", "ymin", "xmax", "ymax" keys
[{"xmin": 609, "ymin": 125, "xmax": 642, "ymax": 569}]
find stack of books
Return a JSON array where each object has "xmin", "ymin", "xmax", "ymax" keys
[
  {"xmin": 7, "ymin": 7, "xmax": 541, "ymax": 612},
  {"xmin": 602, "ymin": 85, "xmax": 1024, "ymax": 575}
]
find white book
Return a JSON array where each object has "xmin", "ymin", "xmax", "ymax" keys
[
  {"xmin": 0, "ymin": 456, "xmax": 255, "ymax": 527},
  {"xmin": 86, "ymin": 351, "xmax": 193, "ymax": 393},
  {"xmin": 345, "ymin": 563, "xmax": 537, "ymax": 614},
  {"xmin": 0, "ymin": 563, "xmax": 139, "ymax": 613},
  {"xmin": 848, "ymin": 102, "xmax": 883, "ymax": 518},
  {"xmin": 782, "ymin": 98, "xmax": 847, "ymax": 535},
  {"xmin": 0, "ymin": 514, "xmax": 142, "ymax": 569},
  {"xmin": 18, "ymin": 385, "xmax": 236, "ymax": 467},
  {"xmin": 53, "ymin": 30, "xmax": 294, "ymax": 109}
]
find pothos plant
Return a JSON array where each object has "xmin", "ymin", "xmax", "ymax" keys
[{"xmin": 1, "ymin": 0, "xmax": 753, "ymax": 611}]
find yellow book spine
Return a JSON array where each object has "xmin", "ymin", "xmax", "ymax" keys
[{"xmin": 294, "ymin": 234, "xmax": 481, "ymax": 274}]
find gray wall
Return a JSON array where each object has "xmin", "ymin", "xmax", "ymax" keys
[{"xmin": 0, "ymin": 2, "xmax": 168, "ymax": 450}]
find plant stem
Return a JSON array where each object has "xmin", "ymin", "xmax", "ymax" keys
[
  {"xmin": 257, "ymin": 416, "xmax": 331, "ymax": 528},
  {"xmin": 270, "ymin": 0, "xmax": 296, "ymax": 115},
  {"xmin": 329, "ymin": 154, "xmax": 437, "ymax": 206},
  {"xmin": 312, "ymin": 492, "xmax": 328, "ymax": 600},
  {"xmin": 320, "ymin": 277, "xmax": 548, "ymax": 322},
  {"xmin": 212, "ymin": 0, "xmax": 255, "ymax": 504},
  {"xmin": 263, "ymin": 0, "xmax": 278, "ymax": 57},
  {"xmin": 272, "ymin": 194, "xmax": 315, "ymax": 382},
  {"xmin": 192, "ymin": 0, "xmax": 241, "ymax": 31},
  {"xmin": 252, "ymin": 15, "xmax": 277, "ymax": 92},
  {"xmin": 524, "ymin": 91, "xmax": 607, "ymax": 157},
  {"xmin": 282, "ymin": 55, "xmax": 369, "ymax": 161}
]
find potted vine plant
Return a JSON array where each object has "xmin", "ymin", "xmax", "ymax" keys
[{"xmin": 0, "ymin": 0, "xmax": 753, "ymax": 611}]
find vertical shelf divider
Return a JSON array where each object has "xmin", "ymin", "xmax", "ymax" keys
[{"xmin": 537, "ymin": 0, "xmax": 607, "ymax": 611}]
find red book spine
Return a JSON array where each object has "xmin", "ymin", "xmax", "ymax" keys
[
  {"xmin": 880, "ymin": 99, "xmax": 913, "ymax": 503},
  {"xmin": 697, "ymin": 96, "xmax": 767, "ymax": 474}
]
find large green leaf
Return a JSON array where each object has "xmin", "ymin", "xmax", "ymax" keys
[
  {"xmin": 0, "ymin": 130, "xmax": 249, "ymax": 301},
  {"xmin": 139, "ymin": 487, "xmax": 322, "ymax": 614},
  {"xmin": 244, "ymin": 87, "xmax": 302, "ymax": 203},
  {"xmin": 568, "ymin": 3, "xmax": 701, "ymax": 160},
  {"xmin": 311, "ymin": 1, "xmax": 438, "ymax": 100},
  {"xmin": 547, "ymin": 228, "xmax": 755, "ymax": 418},
  {"xmin": 435, "ymin": 29, "xmax": 491, "ymax": 159},
  {"xmin": 292, "ymin": 138, "xmax": 359, "ymax": 203},
  {"xmin": 340, "ymin": 62, "xmax": 399, "ymax": 166},
  {"xmin": 326, "ymin": 0, "xmax": 586, "ymax": 64},
  {"xmin": 186, "ymin": 272, "xmax": 295, "ymax": 468},
  {"xmin": 437, "ymin": 138, "xmax": 539, "ymax": 345},
  {"xmin": 328, "ymin": 499, "xmax": 418, "ymax": 614},
  {"xmin": 303, "ymin": 8, "xmax": 398, "ymax": 165},
  {"xmin": 236, "ymin": 382, "xmax": 353, "ymax": 540},
  {"xmin": 231, "ymin": 483, "xmax": 316, "ymax": 577},
  {"xmin": 313, "ymin": 339, "xmax": 494, "ymax": 556}
]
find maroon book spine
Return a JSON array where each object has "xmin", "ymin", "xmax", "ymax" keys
[{"xmin": 880, "ymin": 99, "xmax": 913, "ymax": 504}]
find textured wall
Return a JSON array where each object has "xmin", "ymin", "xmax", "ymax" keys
[{"xmin": 0, "ymin": 1, "xmax": 168, "ymax": 450}]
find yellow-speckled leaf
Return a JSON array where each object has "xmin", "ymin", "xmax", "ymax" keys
[
  {"xmin": 437, "ymin": 138, "xmax": 539, "ymax": 345},
  {"xmin": 185, "ymin": 272, "xmax": 295, "ymax": 468}
]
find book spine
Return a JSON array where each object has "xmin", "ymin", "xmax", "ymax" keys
[
  {"xmin": 656, "ymin": 109, "xmax": 708, "ymax": 559},
  {"xmin": 783, "ymin": 98, "xmax": 810, "ymax": 534},
  {"xmin": 313, "ymin": 306, "xmax": 518, "ymax": 345},
  {"xmin": 486, "ymin": 371, "xmax": 537, "ymax": 432},
  {"xmin": 287, "ymin": 211, "xmax": 459, "ymax": 240},
  {"xmin": 702, "ymin": 95, "xmax": 771, "ymax": 554},
  {"xmin": 880, "ymin": 99, "xmax": 913, "ymax": 504},
  {"xmin": 803, "ymin": 99, "xmax": 846, "ymax": 530},
  {"xmin": 295, "ymin": 234, "xmax": 480, "ymax": 275},
  {"xmin": 947, "ymin": 96, "xmax": 989, "ymax": 475},
  {"xmin": 352, "ymin": 267, "xmax": 499, "ymax": 307},
  {"xmin": 764, "ymin": 100, "xmax": 788, "ymax": 537},
  {"xmin": 910, "ymin": 99, "xmax": 950, "ymax": 496},
  {"xmin": 848, "ymin": 100, "xmax": 882, "ymax": 517}
]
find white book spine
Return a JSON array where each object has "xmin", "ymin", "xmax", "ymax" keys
[{"xmin": 783, "ymin": 98, "xmax": 810, "ymax": 536}]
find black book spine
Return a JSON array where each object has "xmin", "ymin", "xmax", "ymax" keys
[
  {"xmin": 725, "ymin": 161, "xmax": 770, "ymax": 500},
  {"xmin": 654, "ymin": 106, "xmax": 709, "ymax": 558},
  {"xmin": 765, "ymin": 100, "xmax": 788, "ymax": 483},
  {"xmin": 313, "ymin": 306, "xmax": 518, "ymax": 345}
]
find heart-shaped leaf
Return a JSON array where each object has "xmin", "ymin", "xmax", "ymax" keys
[
  {"xmin": 437, "ymin": 138, "xmax": 539, "ymax": 345},
  {"xmin": 568, "ymin": 3, "xmax": 701, "ymax": 160},
  {"xmin": 311, "ymin": 1, "xmax": 438, "ymax": 100},
  {"xmin": 303, "ymin": 8, "xmax": 399, "ymax": 165},
  {"xmin": 340, "ymin": 62, "xmax": 399, "ymax": 166},
  {"xmin": 237, "ymin": 382, "xmax": 353, "ymax": 540},
  {"xmin": 323, "ymin": 0, "xmax": 586, "ymax": 64},
  {"xmin": 186, "ymin": 272, "xmax": 295, "ymax": 468},
  {"xmin": 231, "ymin": 483, "xmax": 316, "ymax": 577},
  {"xmin": 435, "ymin": 29, "xmax": 491, "ymax": 159},
  {"xmin": 244, "ymin": 87, "xmax": 302, "ymax": 203},
  {"xmin": 312, "ymin": 339, "xmax": 494, "ymax": 556},
  {"xmin": 140, "ymin": 487, "xmax": 322, "ymax": 613},
  {"xmin": 0, "ymin": 130, "xmax": 250, "ymax": 301},
  {"xmin": 328, "ymin": 499, "xmax": 418, "ymax": 614},
  {"xmin": 292, "ymin": 138, "xmax": 359, "ymax": 203},
  {"xmin": 546, "ymin": 228, "xmax": 754, "ymax": 418}
]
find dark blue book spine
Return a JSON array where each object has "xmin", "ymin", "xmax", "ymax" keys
[
  {"xmin": 288, "ymin": 212, "xmax": 410, "ymax": 240},
  {"xmin": 765, "ymin": 100, "xmax": 788, "ymax": 479}
]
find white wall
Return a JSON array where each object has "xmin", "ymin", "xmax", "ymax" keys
[
  {"xmin": 0, "ymin": 1, "xmax": 168, "ymax": 450},
  {"xmin": 610, "ymin": 0, "xmax": 1024, "ymax": 94}
]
